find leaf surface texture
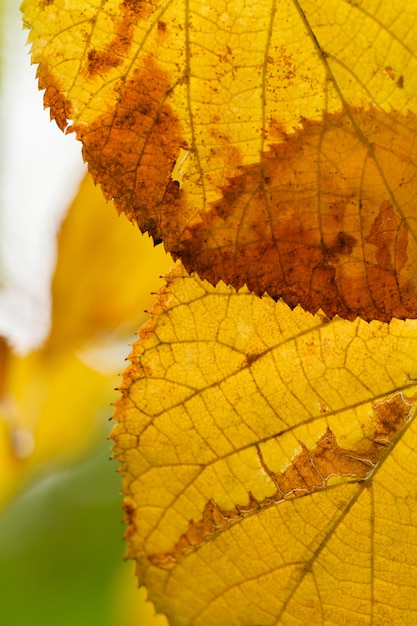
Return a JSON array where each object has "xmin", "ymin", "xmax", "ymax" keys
[
  {"xmin": 112, "ymin": 264, "xmax": 417, "ymax": 626},
  {"xmin": 22, "ymin": 0, "xmax": 417, "ymax": 320}
]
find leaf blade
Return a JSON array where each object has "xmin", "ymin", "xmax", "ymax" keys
[
  {"xmin": 22, "ymin": 0, "xmax": 417, "ymax": 320},
  {"xmin": 112, "ymin": 263, "xmax": 417, "ymax": 625}
]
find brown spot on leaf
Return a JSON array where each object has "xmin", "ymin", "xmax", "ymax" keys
[
  {"xmin": 86, "ymin": 48, "xmax": 122, "ymax": 76},
  {"xmin": 121, "ymin": 0, "xmax": 146, "ymax": 13},
  {"xmin": 243, "ymin": 352, "xmax": 262, "ymax": 367},
  {"xmin": 370, "ymin": 391, "xmax": 416, "ymax": 442},
  {"xmin": 148, "ymin": 390, "xmax": 414, "ymax": 568},
  {"xmin": 385, "ymin": 67, "xmax": 404, "ymax": 89},
  {"xmin": 75, "ymin": 57, "xmax": 185, "ymax": 242},
  {"xmin": 122, "ymin": 496, "xmax": 138, "ymax": 541},
  {"xmin": 385, "ymin": 66, "xmax": 396, "ymax": 81},
  {"xmin": 83, "ymin": 0, "xmax": 151, "ymax": 77},
  {"xmin": 168, "ymin": 107, "xmax": 417, "ymax": 322},
  {"xmin": 323, "ymin": 231, "xmax": 357, "ymax": 261}
]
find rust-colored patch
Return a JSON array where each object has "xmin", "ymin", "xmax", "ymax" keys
[
  {"xmin": 37, "ymin": 69, "xmax": 73, "ymax": 131},
  {"xmin": 370, "ymin": 391, "xmax": 416, "ymax": 443},
  {"xmin": 122, "ymin": 496, "xmax": 139, "ymax": 543},
  {"xmin": 385, "ymin": 66, "xmax": 404, "ymax": 89},
  {"xmin": 83, "ymin": 0, "xmax": 152, "ymax": 77},
  {"xmin": 148, "ymin": 390, "xmax": 414, "ymax": 568},
  {"xmin": 170, "ymin": 107, "xmax": 417, "ymax": 322},
  {"xmin": 75, "ymin": 57, "xmax": 186, "ymax": 242},
  {"xmin": 242, "ymin": 352, "xmax": 262, "ymax": 367},
  {"xmin": 86, "ymin": 48, "xmax": 123, "ymax": 76},
  {"xmin": 121, "ymin": 0, "xmax": 147, "ymax": 13},
  {"xmin": 385, "ymin": 66, "xmax": 396, "ymax": 81}
]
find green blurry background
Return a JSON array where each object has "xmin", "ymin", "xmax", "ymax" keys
[{"xmin": 0, "ymin": 427, "xmax": 133, "ymax": 626}]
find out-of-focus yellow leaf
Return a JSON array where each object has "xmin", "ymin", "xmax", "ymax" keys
[
  {"xmin": 112, "ymin": 263, "xmax": 417, "ymax": 626},
  {"xmin": 0, "ymin": 174, "xmax": 172, "ymax": 506},
  {"xmin": 0, "ymin": 348, "xmax": 116, "ymax": 505},
  {"xmin": 22, "ymin": 0, "xmax": 417, "ymax": 322},
  {"xmin": 46, "ymin": 173, "xmax": 172, "ymax": 354}
]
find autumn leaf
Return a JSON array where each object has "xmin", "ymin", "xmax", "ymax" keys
[
  {"xmin": 112, "ymin": 263, "xmax": 417, "ymax": 626},
  {"xmin": 22, "ymin": 0, "xmax": 417, "ymax": 321},
  {"xmin": 19, "ymin": 1, "xmax": 417, "ymax": 623}
]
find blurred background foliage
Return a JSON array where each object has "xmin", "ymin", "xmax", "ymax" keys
[{"xmin": 0, "ymin": 153, "xmax": 172, "ymax": 623}]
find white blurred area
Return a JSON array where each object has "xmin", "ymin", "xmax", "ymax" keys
[{"xmin": 0, "ymin": 0, "xmax": 86, "ymax": 353}]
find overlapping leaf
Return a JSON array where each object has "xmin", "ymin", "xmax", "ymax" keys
[
  {"xmin": 112, "ymin": 264, "xmax": 417, "ymax": 626},
  {"xmin": 20, "ymin": 1, "xmax": 417, "ymax": 624},
  {"xmin": 22, "ymin": 0, "xmax": 417, "ymax": 321}
]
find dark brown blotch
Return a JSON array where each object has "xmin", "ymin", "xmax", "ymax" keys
[
  {"xmin": 83, "ymin": 0, "xmax": 153, "ymax": 78},
  {"xmin": 76, "ymin": 57, "xmax": 185, "ymax": 241},
  {"xmin": 171, "ymin": 107, "xmax": 417, "ymax": 322}
]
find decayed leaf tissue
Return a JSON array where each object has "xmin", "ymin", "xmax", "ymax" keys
[
  {"xmin": 22, "ymin": 0, "xmax": 417, "ymax": 624},
  {"xmin": 23, "ymin": 0, "xmax": 417, "ymax": 322}
]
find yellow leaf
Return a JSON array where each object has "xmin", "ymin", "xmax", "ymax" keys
[
  {"xmin": 22, "ymin": 0, "xmax": 417, "ymax": 321},
  {"xmin": 112, "ymin": 263, "xmax": 417, "ymax": 625}
]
